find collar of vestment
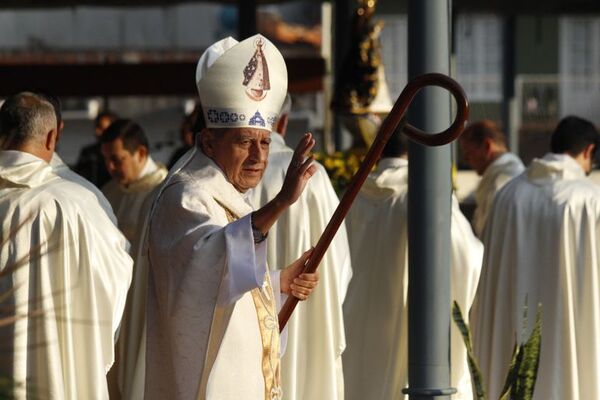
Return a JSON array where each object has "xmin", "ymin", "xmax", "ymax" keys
[
  {"xmin": 138, "ymin": 156, "xmax": 158, "ymax": 179},
  {"xmin": 527, "ymin": 152, "xmax": 586, "ymax": 184},
  {"xmin": 176, "ymin": 149, "xmax": 254, "ymax": 218},
  {"xmin": 476, "ymin": 152, "xmax": 524, "ymax": 202},
  {"xmin": 117, "ymin": 156, "xmax": 167, "ymax": 193},
  {"xmin": 0, "ymin": 150, "xmax": 57, "ymax": 188},
  {"xmin": 360, "ymin": 157, "xmax": 408, "ymax": 199},
  {"xmin": 49, "ymin": 152, "xmax": 67, "ymax": 170},
  {"xmin": 378, "ymin": 157, "xmax": 408, "ymax": 171},
  {"xmin": 484, "ymin": 152, "xmax": 523, "ymax": 177}
]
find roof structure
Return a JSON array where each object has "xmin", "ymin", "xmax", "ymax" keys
[{"xmin": 0, "ymin": 0, "xmax": 598, "ymax": 13}]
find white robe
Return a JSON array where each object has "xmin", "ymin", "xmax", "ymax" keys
[
  {"xmin": 101, "ymin": 156, "xmax": 167, "ymax": 400},
  {"xmin": 145, "ymin": 149, "xmax": 283, "ymax": 400},
  {"xmin": 472, "ymin": 153, "xmax": 600, "ymax": 400},
  {"xmin": 102, "ymin": 156, "xmax": 167, "ymax": 252},
  {"xmin": 472, "ymin": 152, "xmax": 524, "ymax": 237},
  {"xmin": 0, "ymin": 150, "xmax": 133, "ymax": 400},
  {"xmin": 50, "ymin": 153, "xmax": 116, "ymax": 224},
  {"xmin": 249, "ymin": 133, "xmax": 352, "ymax": 400},
  {"xmin": 343, "ymin": 157, "xmax": 483, "ymax": 400}
]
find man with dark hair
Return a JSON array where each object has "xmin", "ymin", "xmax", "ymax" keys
[
  {"xmin": 99, "ymin": 118, "xmax": 167, "ymax": 399},
  {"xmin": 74, "ymin": 110, "xmax": 118, "ymax": 188},
  {"xmin": 472, "ymin": 115, "xmax": 600, "ymax": 400},
  {"xmin": 101, "ymin": 119, "xmax": 167, "ymax": 245},
  {"xmin": 459, "ymin": 119, "xmax": 524, "ymax": 237},
  {"xmin": 551, "ymin": 115, "xmax": 600, "ymax": 164},
  {"xmin": 343, "ymin": 129, "xmax": 483, "ymax": 400},
  {"xmin": 0, "ymin": 92, "xmax": 132, "ymax": 399}
]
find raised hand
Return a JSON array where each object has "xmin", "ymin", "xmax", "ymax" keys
[
  {"xmin": 251, "ymin": 132, "xmax": 317, "ymax": 235},
  {"xmin": 277, "ymin": 132, "xmax": 317, "ymax": 206}
]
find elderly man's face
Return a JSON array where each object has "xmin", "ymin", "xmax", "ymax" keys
[{"xmin": 202, "ymin": 128, "xmax": 271, "ymax": 192}]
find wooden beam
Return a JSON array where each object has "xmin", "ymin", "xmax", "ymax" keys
[{"xmin": 0, "ymin": 57, "xmax": 325, "ymax": 97}]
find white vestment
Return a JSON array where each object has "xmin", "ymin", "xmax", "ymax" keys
[
  {"xmin": 472, "ymin": 152, "xmax": 524, "ymax": 237},
  {"xmin": 0, "ymin": 150, "xmax": 133, "ymax": 400},
  {"xmin": 343, "ymin": 157, "xmax": 483, "ymax": 400},
  {"xmin": 102, "ymin": 156, "xmax": 167, "ymax": 248},
  {"xmin": 50, "ymin": 153, "xmax": 116, "ymax": 224},
  {"xmin": 101, "ymin": 156, "xmax": 167, "ymax": 400},
  {"xmin": 472, "ymin": 153, "xmax": 600, "ymax": 400},
  {"xmin": 249, "ymin": 133, "xmax": 352, "ymax": 400},
  {"xmin": 145, "ymin": 149, "xmax": 284, "ymax": 400}
]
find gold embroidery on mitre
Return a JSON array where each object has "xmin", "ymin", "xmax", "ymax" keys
[
  {"xmin": 243, "ymin": 37, "xmax": 271, "ymax": 101},
  {"xmin": 215, "ymin": 198, "xmax": 282, "ymax": 399}
]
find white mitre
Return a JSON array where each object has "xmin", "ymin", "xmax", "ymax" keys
[{"xmin": 196, "ymin": 34, "xmax": 288, "ymax": 132}]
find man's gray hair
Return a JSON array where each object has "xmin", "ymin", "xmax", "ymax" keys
[
  {"xmin": 0, "ymin": 92, "xmax": 57, "ymax": 145},
  {"xmin": 279, "ymin": 93, "xmax": 292, "ymax": 117}
]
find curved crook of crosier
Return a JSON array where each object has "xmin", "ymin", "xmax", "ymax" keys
[{"xmin": 381, "ymin": 72, "xmax": 469, "ymax": 147}]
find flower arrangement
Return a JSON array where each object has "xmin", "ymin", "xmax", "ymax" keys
[{"xmin": 315, "ymin": 151, "xmax": 365, "ymax": 195}]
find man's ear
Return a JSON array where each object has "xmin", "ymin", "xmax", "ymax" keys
[
  {"xmin": 199, "ymin": 128, "xmax": 214, "ymax": 157},
  {"xmin": 45, "ymin": 128, "xmax": 58, "ymax": 151},
  {"xmin": 584, "ymin": 143, "xmax": 595, "ymax": 161},
  {"xmin": 137, "ymin": 145, "xmax": 148, "ymax": 160},
  {"xmin": 483, "ymin": 137, "xmax": 493, "ymax": 155}
]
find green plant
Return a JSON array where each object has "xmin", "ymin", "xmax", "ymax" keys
[{"xmin": 452, "ymin": 300, "xmax": 542, "ymax": 400}]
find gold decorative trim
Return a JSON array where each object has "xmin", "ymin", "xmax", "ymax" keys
[{"xmin": 215, "ymin": 198, "xmax": 282, "ymax": 399}]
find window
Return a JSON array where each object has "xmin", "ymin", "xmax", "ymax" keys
[
  {"xmin": 559, "ymin": 17, "xmax": 600, "ymax": 124},
  {"xmin": 380, "ymin": 15, "xmax": 408, "ymax": 99},
  {"xmin": 455, "ymin": 14, "xmax": 503, "ymax": 102}
]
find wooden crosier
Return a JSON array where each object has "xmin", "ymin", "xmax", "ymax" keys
[{"xmin": 278, "ymin": 72, "xmax": 469, "ymax": 331}]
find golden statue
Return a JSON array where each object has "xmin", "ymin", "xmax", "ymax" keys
[{"xmin": 333, "ymin": 0, "xmax": 392, "ymax": 152}]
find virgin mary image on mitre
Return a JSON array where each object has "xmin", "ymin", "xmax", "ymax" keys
[{"xmin": 243, "ymin": 37, "xmax": 271, "ymax": 101}]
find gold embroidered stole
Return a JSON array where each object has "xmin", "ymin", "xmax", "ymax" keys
[{"xmin": 217, "ymin": 199, "xmax": 282, "ymax": 400}]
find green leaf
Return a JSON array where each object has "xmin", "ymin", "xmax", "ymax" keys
[
  {"xmin": 513, "ymin": 305, "xmax": 542, "ymax": 400},
  {"xmin": 452, "ymin": 301, "xmax": 486, "ymax": 400}
]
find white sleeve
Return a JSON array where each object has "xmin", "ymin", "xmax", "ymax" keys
[{"xmin": 220, "ymin": 214, "xmax": 269, "ymax": 305}]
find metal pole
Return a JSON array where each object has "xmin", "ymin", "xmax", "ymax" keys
[
  {"xmin": 237, "ymin": 0, "xmax": 257, "ymax": 40},
  {"xmin": 404, "ymin": 1, "xmax": 454, "ymax": 399}
]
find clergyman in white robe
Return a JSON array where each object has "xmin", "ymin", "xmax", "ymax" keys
[
  {"xmin": 343, "ymin": 157, "xmax": 483, "ymax": 400},
  {"xmin": 459, "ymin": 120, "xmax": 525, "ymax": 237},
  {"xmin": 145, "ymin": 149, "xmax": 284, "ymax": 399},
  {"xmin": 472, "ymin": 152, "xmax": 600, "ymax": 400},
  {"xmin": 0, "ymin": 150, "xmax": 133, "ymax": 399},
  {"xmin": 102, "ymin": 156, "xmax": 167, "ymax": 252},
  {"xmin": 471, "ymin": 152, "xmax": 524, "ymax": 237},
  {"xmin": 144, "ymin": 34, "xmax": 320, "ymax": 400},
  {"xmin": 250, "ymin": 131, "xmax": 352, "ymax": 400},
  {"xmin": 101, "ymin": 156, "xmax": 167, "ymax": 400}
]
